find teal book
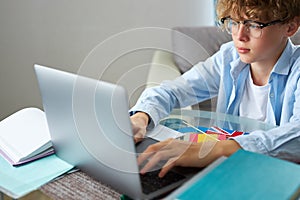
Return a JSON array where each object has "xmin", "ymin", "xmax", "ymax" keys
[
  {"xmin": 167, "ymin": 150, "xmax": 300, "ymax": 200},
  {"xmin": 0, "ymin": 154, "xmax": 73, "ymax": 199}
]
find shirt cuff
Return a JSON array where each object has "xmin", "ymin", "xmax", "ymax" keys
[{"xmin": 231, "ymin": 134, "xmax": 269, "ymax": 154}]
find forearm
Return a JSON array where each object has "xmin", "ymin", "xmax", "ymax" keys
[
  {"xmin": 130, "ymin": 73, "xmax": 209, "ymax": 127},
  {"xmin": 129, "ymin": 86, "xmax": 172, "ymax": 128},
  {"xmin": 217, "ymin": 140, "xmax": 242, "ymax": 157}
]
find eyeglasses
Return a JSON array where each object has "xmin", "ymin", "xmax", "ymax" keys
[{"xmin": 219, "ymin": 17, "xmax": 286, "ymax": 38}]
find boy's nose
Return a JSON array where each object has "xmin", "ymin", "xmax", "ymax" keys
[{"xmin": 235, "ymin": 24, "xmax": 250, "ymax": 41}]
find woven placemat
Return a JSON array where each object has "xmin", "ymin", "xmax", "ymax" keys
[{"xmin": 40, "ymin": 171, "xmax": 121, "ymax": 200}]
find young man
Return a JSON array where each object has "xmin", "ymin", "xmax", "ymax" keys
[{"xmin": 130, "ymin": 0, "xmax": 300, "ymax": 177}]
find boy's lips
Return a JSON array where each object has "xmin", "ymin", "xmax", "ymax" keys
[{"xmin": 237, "ymin": 47, "xmax": 250, "ymax": 53}]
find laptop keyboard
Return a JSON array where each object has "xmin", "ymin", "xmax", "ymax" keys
[{"xmin": 140, "ymin": 169, "xmax": 186, "ymax": 195}]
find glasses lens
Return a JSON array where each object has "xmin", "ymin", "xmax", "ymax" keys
[
  {"xmin": 245, "ymin": 21, "xmax": 262, "ymax": 38},
  {"xmin": 222, "ymin": 18, "xmax": 262, "ymax": 38},
  {"xmin": 220, "ymin": 18, "xmax": 238, "ymax": 34},
  {"xmin": 227, "ymin": 19, "xmax": 239, "ymax": 34}
]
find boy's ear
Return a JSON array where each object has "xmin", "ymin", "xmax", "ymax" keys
[{"xmin": 286, "ymin": 17, "xmax": 300, "ymax": 37}]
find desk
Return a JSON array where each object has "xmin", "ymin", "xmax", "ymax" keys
[
  {"xmin": 166, "ymin": 109, "xmax": 275, "ymax": 133},
  {"xmin": 1, "ymin": 109, "xmax": 275, "ymax": 200}
]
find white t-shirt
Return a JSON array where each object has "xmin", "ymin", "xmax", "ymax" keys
[{"xmin": 239, "ymin": 72, "xmax": 270, "ymax": 121}]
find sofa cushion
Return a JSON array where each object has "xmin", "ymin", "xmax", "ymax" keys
[
  {"xmin": 172, "ymin": 26, "xmax": 232, "ymax": 73},
  {"xmin": 291, "ymin": 31, "xmax": 300, "ymax": 45}
]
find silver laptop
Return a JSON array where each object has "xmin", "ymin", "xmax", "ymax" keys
[{"xmin": 34, "ymin": 64, "xmax": 193, "ymax": 199}]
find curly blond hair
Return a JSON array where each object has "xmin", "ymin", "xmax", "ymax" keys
[{"xmin": 216, "ymin": 0, "xmax": 300, "ymax": 22}]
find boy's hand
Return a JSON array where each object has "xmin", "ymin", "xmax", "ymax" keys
[
  {"xmin": 137, "ymin": 138, "xmax": 241, "ymax": 177},
  {"xmin": 130, "ymin": 112, "xmax": 149, "ymax": 143}
]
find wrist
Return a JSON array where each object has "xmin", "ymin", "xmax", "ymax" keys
[{"xmin": 217, "ymin": 140, "xmax": 242, "ymax": 157}]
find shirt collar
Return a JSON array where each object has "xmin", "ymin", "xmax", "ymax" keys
[
  {"xmin": 230, "ymin": 57, "xmax": 248, "ymax": 81},
  {"xmin": 271, "ymin": 39, "xmax": 295, "ymax": 75}
]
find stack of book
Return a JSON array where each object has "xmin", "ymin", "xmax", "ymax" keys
[{"xmin": 0, "ymin": 107, "xmax": 74, "ymax": 198}]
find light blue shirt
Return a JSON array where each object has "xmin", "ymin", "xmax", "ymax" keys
[{"xmin": 130, "ymin": 40, "xmax": 300, "ymax": 162}]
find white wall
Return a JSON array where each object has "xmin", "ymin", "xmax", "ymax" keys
[{"xmin": 0, "ymin": 0, "xmax": 215, "ymax": 120}]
